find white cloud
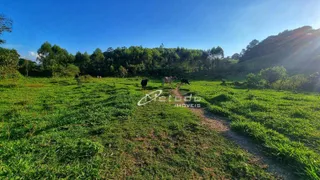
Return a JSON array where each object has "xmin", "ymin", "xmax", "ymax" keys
[
  {"xmin": 20, "ymin": 51, "xmax": 38, "ymax": 61},
  {"xmin": 28, "ymin": 51, "xmax": 39, "ymax": 59}
]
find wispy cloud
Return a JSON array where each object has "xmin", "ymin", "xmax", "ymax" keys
[
  {"xmin": 28, "ymin": 51, "xmax": 38, "ymax": 58},
  {"xmin": 21, "ymin": 51, "xmax": 38, "ymax": 61}
]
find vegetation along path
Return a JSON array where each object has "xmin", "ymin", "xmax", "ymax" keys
[{"xmin": 172, "ymin": 87, "xmax": 297, "ymax": 180}]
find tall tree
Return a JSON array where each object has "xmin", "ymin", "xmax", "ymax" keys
[
  {"xmin": 246, "ymin": 39, "xmax": 259, "ymax": 50},
  {"xmin": 75, "ymin": 52, "xmax": 90, "ymax": 74},
  {"xmin": 231, "ymin": 53, "xmax": 240, "ymax": 60},
  {"xmin": 37, "ymin": 42, "xmax": 74, "ymax": 76},
  {"xmin": 51, "ymin": 45, "xmax": 74, "ymax": 66},
  {"xmin": 0, "ymin": 14, "xmax": 12, "ymax": 44},
  {"xmin": 212, "ymin": 46, "xmax": 224, "ymax": 59},
  {"xmin": 37, "ymin": 42, "xmax": 53, "ymax": 70},
  {"xmin": 18, "ymin": 58, "xmax": 38, "ymax": 76},
  {"xmin": 90, "ymin": 48, "xmax": 105, "ymax": 76}
]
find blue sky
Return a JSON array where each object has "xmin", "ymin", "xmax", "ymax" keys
[{"xmin": 1, "ymin": 0, "xmax": 319, "ymax": 60}]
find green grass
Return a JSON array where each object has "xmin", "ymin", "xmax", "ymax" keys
[
  {"xmin": 0, "ymin": 78, "xmax": 275, "ymax": 179},
  {"xmin": 183, "ymin": 80, "xmax": 320, "ymax": 179}
]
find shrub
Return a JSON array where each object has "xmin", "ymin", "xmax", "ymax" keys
[
  {"xmin": 0, "ymin": 48, "xmax": 20, "ymax": 79},
  {"xmin": 259, "ymin": 66, "xmax": 287, "ymax": 85},
  {"xmin": 245, "ymin": 73, "xmax": 265, "ymax": 88},
  {"xmin": 54, "ymin": 64, "xmax": 80, "ymax": 77},
  {"xmin": 79, "ymin": 75, "xmax": 93, "ymax": 83},
  {"xmin": 118, "ymin": 65, "xmax": 128, "ymax": 78},
  {"xmin": 299, "ymin": 72, "xmax": 320, "ymax": 92},
  {"xmin": 272, "ymin": 74, "xmax": 307, "ymax": 90},
  {"xmin": 0, "ymin": 70, "xmax": 23, "ymax": 79}
]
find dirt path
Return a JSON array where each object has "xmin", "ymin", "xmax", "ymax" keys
[{"xmin": 171, "ymin": 87, "xmax": 297, "ymax": 180}]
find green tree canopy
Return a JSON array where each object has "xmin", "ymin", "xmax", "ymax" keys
[
  {"xmin": 90, "ymin": 48, "xmax": 105, "ymax": 76},
  {"xmin": 37, "ymin": 42, "xmax": 75, "ymax": 76},
  {"xmin": 260, "ymin": 66, "xmax": 287, "ymax": 85},
  {"xmin": 0, "ymin": 14, "xmax": 12, "ymax": 44},
  {"xmin": 0, "ymin": 47, "xmax": 20, "ymax": 78}
]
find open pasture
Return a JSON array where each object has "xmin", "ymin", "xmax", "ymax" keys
[{"xmin": 0, "ymin": 78, "xmax": 276, "ymax": 179}]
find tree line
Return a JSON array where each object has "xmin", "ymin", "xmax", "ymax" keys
[
  {"xmin": 12, "ymin": 42, "xmax": 238, "ymax": 78},
  {"xmin": 3, "ymin": 12, "xmax": 320, "ymax": 92}
]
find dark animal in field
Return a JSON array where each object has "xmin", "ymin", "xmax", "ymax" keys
[
  {"xmin": 141, "ymin": 79, "xmax": 148, "ymax": 89},
  {"xmin": 234, "ymin": 81, "xmax": 242, "ymax": 86},
  {"xmin": 162, "ymin": 76, "xmax": 176, "ymax": 86},
  {"xmin": 74, "ymin": 74, "xmax": 81, "ymax": 85},
  {"xmin": 221, "ymin": 79, "xmax": 226, "ymax": 86},
  {"xmin": 181, "ymin": 79, "xmax": 190, "ymax": 85}
]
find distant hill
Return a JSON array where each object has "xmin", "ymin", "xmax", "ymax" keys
[{"xmin": 238, "ymin": 26, "xmax": 320, "ymax": 74}]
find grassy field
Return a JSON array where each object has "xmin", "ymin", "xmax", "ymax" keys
[
  {"xmin": 0, "ymin": 77, "xmax": 277, "ymax": 179},
  {"xmin": 182, "ymin": 80, "xmax": 320, "ymax": 179}
]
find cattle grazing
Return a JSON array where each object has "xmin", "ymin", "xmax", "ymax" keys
[
  {"xmin": 74, "ymin": 74, "xmax": 81, "ymax": 85},
  {"xmin": 181, "ymin": 79, "xmax": 190, "ymax": 85},
  {"xmin": 162, "ymin": 76, "xmax": 176, "ymax": 86},
  {"xmin": 234, "ymin": 81, "xmax": 242, "ymax": 86},
  {"xmin": 141, "ymin": 79, "xmax": 148, "ymax": 89}
]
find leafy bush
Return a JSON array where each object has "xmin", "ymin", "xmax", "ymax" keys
[
  {"xmin": 259, "ymin": 66, "xmax": 287, "ymax": 85},
  {"xmin": 54, "ymin": 64, "xmax": 80, "ymax": 77},
  {"xmin": 79, "ymin": 75, "xmax": 93, "ymax": 83},
  {"xmin": 272, "ymin": 72, "xmax": 320, "ymax": 92},
  {"xmin": 245, "ymin": 73, "xmax": 265, "ymax": 88},
  {"xmin": 299, "ymin": 72, "xmax": 320, "ymax": 92},
  {"xmin": 0, "ymin": 70, "xmax": 23, "ymax": 79},
  {"xmin": 118, "ymin": 65, "xmax": 128, "ymax": 77},
  {"xmin": 0, "ymin": 48, "xmax": 20, "ymax": 79},
  {"xmin": 272, "ymin": 74, "xmax": 307, "ymax": 90},
  {"xmin": 244, "ymin": 66, "xmax": 316, "ymax": 91}
]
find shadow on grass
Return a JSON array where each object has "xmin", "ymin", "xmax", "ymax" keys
[
  {"xmin": 135, "ymin": 86, "xmax": 159, "ymax": 91},
  {"xmin": 0, "ymin": 84, "xmax": 19, "ymax": 88}
]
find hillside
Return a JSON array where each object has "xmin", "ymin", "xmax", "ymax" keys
[{"xmin": 238, "ymin": 26, "xmax": 320, "ymax": 74}]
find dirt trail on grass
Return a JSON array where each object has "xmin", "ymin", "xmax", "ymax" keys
[{"xmin": 171, "ymin": 87, "xmax": 297, "ymax": 180}]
